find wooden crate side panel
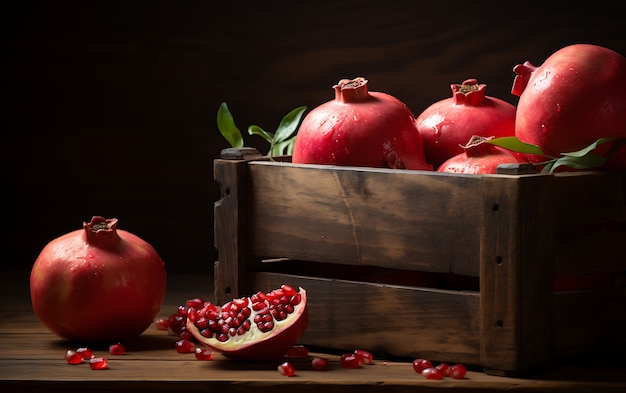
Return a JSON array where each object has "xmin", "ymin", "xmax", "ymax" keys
[
  {"xmin": 248, "ymin": 271, "xmax": 482, "ymax": 365},
  {"xmin": 213, "ymin": 159, "xmax": 251, "ymax": 304},
  {"xmin": 246, "ymin": 162, "xmax": 483, "ymax": 276},
  {"xmin": 554, "ymin": 287, "xmax": 626, "ymax": 358},
  {"xmin": 552, "ymin": 172, "xmax": 626, "ymax": 275},
  {"xmin": 479, "ymin": 175, "xmax": 554, "ymax": 375}
]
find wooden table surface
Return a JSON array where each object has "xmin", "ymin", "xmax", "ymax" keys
[{"xmin": 1, "ymin": 270, "xmax": 624, "ymax": 393}]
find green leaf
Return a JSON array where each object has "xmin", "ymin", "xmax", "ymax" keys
[
  {"xmin": 547, "ymin": 153, "xmax": 607, "ymax": 174},
  {"xmin": 274, "ymin": 106, "xmax": 307, "ymax": 143},
  {"xmin": 217, "ymin": 102, "xmax": 244, "ymax": 148},
  {"xmin": 248, "ymin": 125, "xmax": 275, "ymax": 144},
  {"xmin": 488, "ymin": 136, "xmax": 548, "ymax": 156},
  {"xmin": 271, "ymin": 135, "xmax": 297, "ymax": 157},
  {"xmin": 560, "ymin": 137, "xmax": 619, "ymax": 158}
]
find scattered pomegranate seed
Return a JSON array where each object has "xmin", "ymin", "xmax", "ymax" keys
[
  {"xmin": 109, "ymin": 342, "xmax": 126, "ymax": 355},
  {"xmin": 88, "ymin": 356, "xmax": 109, "ymax": 370},
  {"xmin": 277, "ymin": 361, "xmax": 295, "ymax": 377},
  {"xmin": 311, "ymin": 357, "xmax": 329, "ymax": 371},
  {"xmin": 76, "ymin": 347, "xmax": 94, "ymax": 359},
  {"xmin": 194, "ymin": 347, "xmax": 214, "ymax": 361},
  {"xmin": 436, "ymin": 362, "xmax": 450, "ymax": 377},
  {"xmin": 449, "ymin": 363, "xmax": 468, "ymax": 379},
  {"xmin": 354, "ymin": 349, "xmax": 373, "ymax": 365},
  {"xmin": 422, "ymin": 367, "xmax": 443, "ymax": 380},
  {"xmin": 285, "ymin": 344, "xmax": 309, "ymax": 358},
  {"xmin": 65, "ymin": 349, "xmax": 84, "ymax": 365},
  {"xmin": 340, "ymin": 353, "xmax": 361, "ymax": 369},
  {"xmin": 175, "ymin": 339, "xmax": 196, "ymax": 353},
  {"xmin": 412, "ymin": 358, "xmax": 432, "ymax": 374},
  {"xmin": 155, "ymin": 317, "xmax": 170, "ymax": 330}
]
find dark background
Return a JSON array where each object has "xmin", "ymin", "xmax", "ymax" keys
[{"xmin": 2, "ymin": 1, "xmax": 625, "ymax": 274}]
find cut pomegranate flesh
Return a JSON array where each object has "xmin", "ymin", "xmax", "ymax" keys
[{"xmin": 186, "ymin": 286, "xmax": 308, "ymax": 361}]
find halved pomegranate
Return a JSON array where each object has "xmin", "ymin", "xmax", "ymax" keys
[{"xmin": 186, "ymin": 285, "xmax": 308, "ymax": 361}]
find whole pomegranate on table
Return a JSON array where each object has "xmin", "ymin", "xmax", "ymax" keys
[{"xmin": 30, "ymin": 216, "xmax": 167, "ymax": 344}]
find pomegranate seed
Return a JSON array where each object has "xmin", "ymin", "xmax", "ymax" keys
[
  {"xmin": 155, "ymin": 317, "xmax": 170, "ymax": 330},
  {"xmin": 312, "ymin": 357, "xmax": 329, "ymax": 371},
  {"xmin": 175, "ymin": 339, "xmax": 196, "ymax": 353},
  {"xmin": 281, "ymin": 284, "xmax": 296, "ymax": 295},
  {"xmin": 449, "ymin": 363, "xmax": 468, "ymax": 379},
  {"xmin": 194, "ymin": 347, "xmax": 214, "ymax": 360},
  {"xmin": 422, "ymin": 367, "xmax": 443, "ymax": 380},
  {"xmin": 285, "ymin": 344, "xmax": 309, "ymax": 358},
  {"xmin": 89, "ymin": 356, "xmax": 109, "ymax": 370},
  {"xmin": 436, "ymin": 363, "xmax": 450, "ymax": 377},
  {"xmin": 168, "ymin": 314, "xmax": 186, "ymax": 335},
  {"xmin": 277, "ymin": 361, "xmax": 295, "ymax": 377},
  {"xmin": 340, "ymin": 353, "xmax": 361, "ymax": 369},
  {"xmin": 179, "ymin": 329, "xmax": 194, "ymax": 341},
  {"xmin": 186, "ymin": 298, "xmax": 205, "ymax": 309},
  {"xmin": 76, "ymin": 347, "xmax": 94, "ymax": 359},
  {"xmin": 354, "ymin": 349, "xmax": 373, "ymax": 365},
  {"xmin": 108, "ymin": 342, "xmax": 126, "ymax": 355},
  {"xmin": 412, "ymin": 358, "xmax": 432, "ymax": 374},
  {"xmin": 177, "ymin": 305, "xmax": 188, "ymax": 316},
  {"xmin": 65, "ymin": 349, "xmax": 84, "ymax": 365}
]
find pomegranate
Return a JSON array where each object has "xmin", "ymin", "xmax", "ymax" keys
[
  {"xmin": 512, "ymin": 44, "xmax": 626, "ymax": 170},
  {"xmin": 292, "ymin": 77, "xmax": 432, "ymax": 170},
  {"xmin": 186, "ymin": 285, "xmax": 308, "ymax": 361},
  {"xmin": 30, "ymin": 216, "xmax": 167, "ymax": 343},
  {"xmin": 438, "ymin": 135, "xmax": 531, "ymax": 174},
  {"xmin": 416, "ymin": 78, "xmax": 517, "ymax": 169}
]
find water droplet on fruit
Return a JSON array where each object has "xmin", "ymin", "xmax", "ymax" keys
[
  {"xmin": 556, "ymin": 103, "xmax": 561, "ymax": 112},
  {"xmin": 541, "ymin": 123, "xmax": 550, "ymax": 134}
]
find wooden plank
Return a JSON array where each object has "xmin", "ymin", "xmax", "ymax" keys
[
  {"xmin": 246, "ymin": 161, "xmax": 483, "ymax": 276},
  {"xmin": 552, "ymin": 172, "xmax": 626, "ymax": 275},
  {"xmin": 2, "ymin": 273, "xmax": 626, "ymax": 392},
  {"xmin": 248, "ymin": 271, "xmax": 482, "ymax": 366},
  {"xmin": 479, "ymin": 175, "xmax": 554, "ymax": 376},
  {"xmin": 554, "ymin": 286, "xmax": 626, "ymax": 358},
  {"xmin": 213, "ymin": 157, "xmax": 251, "ymax": 304}
]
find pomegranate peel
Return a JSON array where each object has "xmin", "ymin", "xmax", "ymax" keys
[{"xmin": 186, "ymin": 286, "xmax": 308, "ymax": 361}]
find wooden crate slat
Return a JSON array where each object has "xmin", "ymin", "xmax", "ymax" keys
[
  {"xmin": 479, "ymin": 174, "xmax": 554, "ymax": 376},
  {"xmin": 248, "ymin": 271, "xmax": 482, "ymax": 365},
  {"xmin": 246, "ymin": 161, "xmax": 483, "ymax": 276}
]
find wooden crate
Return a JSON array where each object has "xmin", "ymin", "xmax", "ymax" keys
[{"xmin": 212, "ymin": 147, "xmax": 626, "ymax": 376}]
